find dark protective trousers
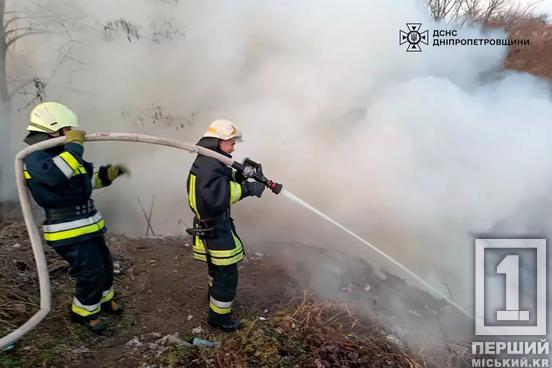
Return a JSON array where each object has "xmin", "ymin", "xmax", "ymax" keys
[
  {"xmin": 207, "ymin": 262, "xmax": 239, "ymax": 324},
  {"xmin": 54, "ymin": 235, "xmax": 114, "ymax": 319}
]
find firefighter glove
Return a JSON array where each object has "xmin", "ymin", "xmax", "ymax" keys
[
  {"xmin": 107, "ymin": 164, "xmax": 130, "ymax": 181},
  {"xmin": 65, "ymin": 130, "xmax": 85, "ymax": 145},
  {"xmin": 245, "ymin": 181, "xmax": 265, "ymax": 198}
]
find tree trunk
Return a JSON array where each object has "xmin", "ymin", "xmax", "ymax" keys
[
  {"xmin": 0, "ymin": 0, "xmax": 14, "ymax": 203},
  {"xmin": 0, "ymin": 0, "xmax": 7, "ymax": 104}
]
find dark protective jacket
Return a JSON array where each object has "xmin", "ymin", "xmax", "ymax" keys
[
  {"xmin": 23, "ymin": 132, "xmax": 113, "ymax": 247},
  {"xmin": 186, "ymin": 137, "xmax": 252, "ymax": 266}
]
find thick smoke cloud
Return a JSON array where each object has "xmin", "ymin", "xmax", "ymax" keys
[{"xmin": 7, "ymin": 0, "xmax": 552, "ymax": 325}]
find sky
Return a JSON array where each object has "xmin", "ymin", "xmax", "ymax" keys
[{"xmin": 522, "ymin": 0, "xmax": 552, "ymax": 16}]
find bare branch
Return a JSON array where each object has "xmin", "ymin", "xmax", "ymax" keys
[
  {"xmin": 9, "ymin": 78, "xmax": 34, "ymax": 98},
  {"xmin": 27, "ymin": 0, "xmax": 59, "ymax": 16},
  {"xmin": 104, "ymin": 18, "xmax": 141, "ymax": 42},
  {"xmin": 426, "ymin": 0, "xmax": 543, "ymax": 24},
  {"xmin": 13, "ymin": 36, "xmax": 86, "ymax": 109},
  {"xmin": 3, "ymin": 11, "xmax": 46, "ymax": 15},
  {"xmin": 1, "ymin": 0, "xmax": 90, "ymax": 114},
  {"xmin": 14, "ymin": 77, "xmax": 47, "ymax": 111},
  {"xmin": 5, "ymin": 27, "xmax": 38, "ymax": 38},
  {"xmin": 151, "ymin": 19, "xmax": 185, "ymax": 44},
  {"xmin": 6, "ymin": 30, "xmax": 53, "ymax": 49},
  {"xmin": 5, "ymin": 22, "xmax": 87, "ymax": 51},
  {"xmin": 4, "ymin": 14, "xmax": 60, "ymax": 31},
  {"xmin": 137, "ymin": 196, "xmax": 156, "ymax": 237}
]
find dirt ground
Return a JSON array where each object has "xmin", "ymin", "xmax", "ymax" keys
[
  {"xmin": 0, "ymin": 224, "xmax": 297, "ymax": 367},
  {"xmin": 0, "ymin": 218, "xmax": 470, "ymax": 367},
  {"xmin": 76, "ymin": 235, "xmax": 298, "ymax": 367}
]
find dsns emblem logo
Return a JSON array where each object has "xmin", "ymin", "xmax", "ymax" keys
[{"xmin": 399, "ymin": 23, "xmax": 429, "ymax": 52}]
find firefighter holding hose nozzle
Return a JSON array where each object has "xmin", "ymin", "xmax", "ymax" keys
[
  {"xmin": 186, "ymin": 119, "xmax": 266, "ymax": 332},
  {"xmin": 22, "ymin": 102, "xmax": 129, "ymax": 334}
]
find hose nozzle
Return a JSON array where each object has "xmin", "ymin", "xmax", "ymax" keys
[
  {"xmin": 232, "ymin": 158, "xmax": 283, "ymax": 195},
  {"xmin": 266, "ymin": 180, "xmax": 283, "ymax": 195}
]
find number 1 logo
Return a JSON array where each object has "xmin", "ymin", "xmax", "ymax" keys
[{"xmin": 475, "ymin": 239, "xmax": 547, "ymax": 336}]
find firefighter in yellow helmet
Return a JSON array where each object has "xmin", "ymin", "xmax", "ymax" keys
[
  {"xmin": 187, "ymin": 120, "xmax": 265, "ymax": 331},
  {"xmin": 23, "ymin": 102, "xmax": 129, "ymax": 334}
]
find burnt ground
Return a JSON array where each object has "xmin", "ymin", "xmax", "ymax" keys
[{"xmin": 0, "ymin": 219, "xmax": 470, "ymax": 368}]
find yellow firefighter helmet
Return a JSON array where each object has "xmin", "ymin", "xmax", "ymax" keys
[
  {"xmin": 202, "ymin": 119, "xmax": 243, "ymax": 142},
  {"xmin": 27, "ymin": 102, "xmax": 79, "ymax": 133}
]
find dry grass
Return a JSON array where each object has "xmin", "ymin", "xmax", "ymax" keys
[
  {"xmin": 480, "ymin": 12, "xmax": 552, "ymax": 80},
  {"xmin": 0, "ymin": 220, "xmax": 129, "ymax": 368},
  {"xmin": 0, "ymin": 220, "xmax": 72, "ymax": 331},
  {"xmin": 153, "ymin": 291, "xmax": 432, "ymax": 368},
  {"xmin": 0, "ymin": 221, "xmax": 42, "ymax": 334},
  {"xmin": 0, "ymin": 220, "xmax": 72, "ymax": 367}
]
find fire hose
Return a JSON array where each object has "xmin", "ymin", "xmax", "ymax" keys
[
  {"xmin": 1, "ymin": 132, "xmax": 483, "ymax": 350},
  {"xmin": 0, "ymin": 132, "xmax": 282, "ymax": 350}
]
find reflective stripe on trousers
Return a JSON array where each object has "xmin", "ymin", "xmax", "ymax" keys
[
  {"xmin": 209, "ymin": 296, "xmax": 233, "ymax": 315},
  {"xmin": 193, "ymin": 236, "xmax": 208, "ymax": 262},
  {"xmin": 71, "ymin": 297, "xmax": 101, "ymax": 317},
  {"xmin": 209, "ymin": 231, "xmax": 244, "ymax": 266},
  {"xmin": 193, "ymin": 233, "xmax": 244, "ymax": 266},
  {"xmin": 101, "ymin": 287, "xmax": 114, "ymax": 304}
]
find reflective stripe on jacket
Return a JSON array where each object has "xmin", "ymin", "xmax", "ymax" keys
[
  {"xmin": 43, "ymin": 211, "xmax": 105, "ymax": 242},
  {"xmin": 186, "ymin": 137, "xmax": 250, "ymax": 266},
  {"xmin": 23, "ymin": 139, "xmax": 113, "ymax": 246}
]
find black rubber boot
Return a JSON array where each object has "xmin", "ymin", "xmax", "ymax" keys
[
  {"xmin": 208, "ymin": 318, "xmax": 242, "ymax": 332},
  {"xmin": 101, "ymin": 300, "xmax": 124, "ymax": 315},
  {"xmin": 70, "ymin": 312, "xmax": 107, "ymax": 334}
]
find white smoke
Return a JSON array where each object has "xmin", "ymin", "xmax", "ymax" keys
[{"xmin": 6, "ymin": 0, "xmax": 552, "ymax": 339}]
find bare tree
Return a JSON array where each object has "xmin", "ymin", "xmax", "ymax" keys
[
  {"xmin": 103, "ymin": 17, "xmax": 184, "ymax": 44},
  {"xmin": 2, "ymin": 1, "xmax": 85, "ymax": 105},
  {"xmin": 0, "ymin": 0, "xmax": 84, "ymax": 201},
  {"xmin": 425, "ymin": 0, "xmax": 543, "ymax": 25},
  {"xmin": 121, "ymin": 104, "xmax": 197, "ymax": 133},
  {"xmin": 0, "ymin": 1, "xmax": 183, "ymax": 203},
  {"xmin": 0, "ymin": 0, "xmax": 9, "ymax": 106},
  {"xmin": 427, "ymin": 0, "xmax": 463, "ymax": 21}
]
